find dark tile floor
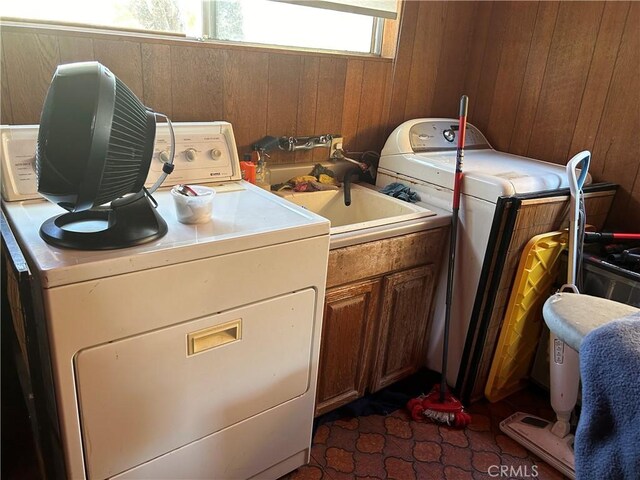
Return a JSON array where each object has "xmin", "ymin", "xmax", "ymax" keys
[
  {"xmin": 281, "ymin": 388, "xmax": 568, "ymax": 480},
  {"xmin": 4, "ymin": 361, "xmax": 567, "ymax": 480}
]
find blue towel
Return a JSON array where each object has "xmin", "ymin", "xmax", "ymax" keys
[
  {"xmin": 380, "ymin": 182, "xmax": 420, "ymax": 203},
  {"xmin": 575, "ymin": 313, "xmax": 640, "ymax": 480}
]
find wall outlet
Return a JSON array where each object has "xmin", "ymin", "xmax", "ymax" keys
[{"xmin": 329, "ymin": 136, "xmax": 344, "ymax": 159}]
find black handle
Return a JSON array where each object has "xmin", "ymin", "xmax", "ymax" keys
[{"xmin": 251, "ymin": 136, "xmax": 281, "ymax": 152}]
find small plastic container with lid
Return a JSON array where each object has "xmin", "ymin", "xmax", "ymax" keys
[{"xmin": 171, "ymin": 185, "xmax": 216, "ymax": 224}]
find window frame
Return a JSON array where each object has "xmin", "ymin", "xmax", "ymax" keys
[
  {"xmin": 201, "ymin": 0, "xmax": 387, "ymax": 56},
  {"xmin": 1, "ymin": 0, "xmax": 401, "ymax": 60}
]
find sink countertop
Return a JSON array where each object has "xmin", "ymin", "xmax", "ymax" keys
[
  {"xmin": 270, "ymin": 167, "xmax": 452, "ymax": 249},
  {"xmin": 290, "ymin": 182, "xmax": 451, "ymax": 249},
  {"xmin": 328, "ymin": 203, "xmax": 450, "ymax": 249}
]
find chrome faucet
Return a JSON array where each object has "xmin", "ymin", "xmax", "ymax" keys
[
  {"xmin": 330, "ymin": 146, "xmax": 371, "ymax": 206},
  {"xmin": 252, "ymin": 133, "xmax": 371, "ymax": 206},
  {"xmin": 252, "ymin": 134, "xmax": 338, "ymax": 153},
  {"xmin": 330, "ymin": 147, "xmax": 369, "ymax": 170},
  {"xmin": 279, "ymin": 134, "xmax": 337, "ymax": 152}
]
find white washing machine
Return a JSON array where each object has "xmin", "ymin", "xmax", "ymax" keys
[
  {"xmin": 1, "ymin": 122, "xmax": 330, "ymax": 479},
  {"xmin": 377, "ymin": 118, "xmax": 582, "ymax": 388}
]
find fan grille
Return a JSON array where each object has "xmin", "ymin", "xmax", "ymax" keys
[{"xmin": 94, "ymin": 78, "xmax": 152, "ymax": 206}]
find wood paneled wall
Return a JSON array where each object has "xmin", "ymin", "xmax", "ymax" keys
[
  {"xmin": 388, "ymin": 1, "xmax": 639, "ymax": 230},
  {"xmin": 1, "ymin": 1, "xmax": 638, "ymax": 229},
  {"xmin": 0, "ymin": 27, "xmax": 392, "ymax": 165}
]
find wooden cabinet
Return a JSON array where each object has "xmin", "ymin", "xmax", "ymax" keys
[
  {"xmin": 371, "ymin": 265, "xmax": 436, "ymax": 391},
  {"xmin": 315, "ymin": 280, "xmax": 381, "ymax": 416},
  {"xmin": 315, "ymin": 228, "xmax": 447, "ymax": 416}
]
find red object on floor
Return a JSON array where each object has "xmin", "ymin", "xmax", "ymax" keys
[
  {"xmin": 280, "ymin": 387, "xmax": 567, "ymax": 480},
  {"xmin": 407, "ymin": 385, "xmax": 472, "ymax": 428}
]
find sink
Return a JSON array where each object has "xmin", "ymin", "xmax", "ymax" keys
[{"xmin": 278, "ymin": 183, "xmax": 436, "ymax": 235}]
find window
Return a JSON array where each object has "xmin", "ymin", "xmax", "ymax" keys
[{"xmin": 1, "ymin": 0, "xmax": 398, "ymax": 55}]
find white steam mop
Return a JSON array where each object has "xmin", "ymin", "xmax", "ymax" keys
[{"xmin": 500, "ymin": 151, "xmax": 591, "ymax": 479}]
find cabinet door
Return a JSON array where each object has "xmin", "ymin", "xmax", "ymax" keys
[
  {"xmin": 315, "ymin": 279, "xmax": 381, "ymax": 416},
  {"xmin": 371, "ymin": 265, "xmax": 436, "ymax": 392}
]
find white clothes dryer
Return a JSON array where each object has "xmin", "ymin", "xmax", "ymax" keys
[{"xmin": 1, "ymin": 122, "xmax": 330, "ymax": 479}]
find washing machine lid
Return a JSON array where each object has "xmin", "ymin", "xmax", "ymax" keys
[
  {"xmin": 379, "ymin": 149, "xmax": 576, "ymax": 201},
  {"xmin": 3, "ymin": 183, "xmax": 329, "ymax": 288},
  {"xmin": 379, "ymin": 118, "xmax": 586, "ymax": 201}
]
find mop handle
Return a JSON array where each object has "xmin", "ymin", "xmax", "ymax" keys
[
  {"xmin": 584, "ymin": 232, "xmax": 640, "ymax": 243},
  {"xmin": 441, "ymin": 95, "xmax": 468, "ymax": 402},
  {"xmin": 453, "ymin": 96, "xmax": 468, "ymax": 209}
]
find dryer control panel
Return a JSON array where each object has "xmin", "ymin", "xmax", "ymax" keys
[{"xmin": 1, "ymin": 122, "xmax": 241, "ymax": 201}]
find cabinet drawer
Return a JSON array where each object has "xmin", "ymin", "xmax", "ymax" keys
[
  {"xmin": 75, "ymin": 289, "xmax": 316, "ymax": 479},
  {"xmin": 326, "ymin": 228, "xmax": 447, "ymax": 288}
]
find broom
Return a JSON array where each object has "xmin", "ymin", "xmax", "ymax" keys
[{"xmin": 407, "ymin": 95, "xmax": 472, "ymax": 428}]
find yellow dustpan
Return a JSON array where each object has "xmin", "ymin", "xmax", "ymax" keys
[{"xmin": 485, "ymin": 231, "xmax": 568, "ymax": 403}]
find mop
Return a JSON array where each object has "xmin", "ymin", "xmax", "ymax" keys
[
  {"xmin": 500, "ymin": 151, "xmax": 591, "ymax": 479},
  {"xmin": 583, "ymin": 232, "xmax": 640, "ymax": 243},
  {"xmin": 407, "ymin": 95, "xmax": 471, "ymax": 428}
]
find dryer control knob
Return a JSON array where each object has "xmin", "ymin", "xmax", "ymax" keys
[
  {"xmin": 185, "ymin": 148, "xmax": 197, "ymax": 162},
  {"xmin": 443, "ymin": 129, "xmax": 455, "ymax": 143},
  {"xmin": 159, "ymin": 150, "xmax": 170, "ymax": 163},
  {"xmin": 209, "ymin": 149, "xmax": 222, "ymax": 159}
]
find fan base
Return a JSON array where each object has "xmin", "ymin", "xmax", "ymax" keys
[{"xmin": 40, "ymin": 191, "xmax": 167, "ymax": 250}]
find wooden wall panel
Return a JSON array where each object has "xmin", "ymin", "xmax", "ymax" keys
[
  {"xmin": 386, "ymin": 0, "xmax": 419, "ymax": 131},
  {"xmin": 341, "ymin": 59, "xmax": 364, "ymax": 152},
  {"xmin": 403, "ymin": 1, "xmax": 448, "ymax": 120},
  {"xmin": 58, "ymin": 35, "xmax": 94, "ymax": 63},
  {"xmin": 93, "ymin": 39, "xmax": 144, "ymax": 99},
  {"xmin": 295, "ymin": 56, "xmax": 320, "ymax": 163},
  {"xmin": 1, "ymin": 1, "xmax": 638, "ymax": 229},
  {"xmin": 312, "ymin": 57, "xmax": 347, "ymax": 162},
  {"xmin": 508, "ymin": 1, "xmax": 560, "ymax": 155},
  {"xmin": 169, "ymin": 45, "xmax": 225, "ymax": 122},
  {"xmin": 526, "ymin": 2, "xmax": 604, "ymax": 163},
  {"xmin": 430, "ymin": 2, "xmax": 478, "ymax": 119},
  {"xmin": 468, "ymin": 2, "xmax": 510, "ymax": 133},
  {"xmin": 462, "ymin": 2, "xmax": 494, "ymax": 111},
  {"xmin": 355, "ymin": 61, "xmax": 389, "ymax": 153},
  {"xmin": 1, "ymin": 43, "xmax": 13, "ymax": 124},
  {"xmin": 2, "ymin": 32, "xmax": 59, "ymax": 124},
  {"xmin": 141, "ymin": 44, "xmax": 172, "ymax": 118},
  {"xmin": 568, "ymin": 2, "xmax": 630, "ymax": 156},
  {"xmin": 223, "ymin": 50, "xmax": 269, "ymax": 156},
  {"xmin": 380, "ymin": 61, "xmax": 394, "ymax": 141},
  {"xmin": 265, "ymin": 54, "xmax": 301, "ymax": 164},
  {"xmin": 484, "ymin": 2, "xmax": 538, "ymax": 151},
  {"xmin": 591, "ymin": 2, "xmax": 640, "ymax": 230}
]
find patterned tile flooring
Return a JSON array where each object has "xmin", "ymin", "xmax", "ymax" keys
[
  {"xmin": 4, "ymin": 356, "xmax": 567, "ymax": 480},
  {"xmin": 281, "ymin": 388, "xmax": 568, "ymax": 480}
]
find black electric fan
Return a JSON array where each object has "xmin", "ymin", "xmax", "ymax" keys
[{"xmin": 36, "ymin": 61, "xmax": 175, "ymax": 250}]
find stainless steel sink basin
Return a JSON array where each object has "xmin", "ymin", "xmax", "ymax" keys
[{"xmin": 278, "ymin": 184, "xmax": 436, "ymax": 235}]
